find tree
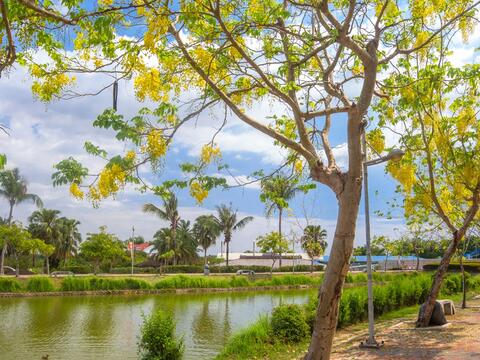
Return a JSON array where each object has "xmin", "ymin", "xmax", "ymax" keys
[
  {"xmin": 0, "ymin": 168, "xmax": 42, "ymax": 274},
  {"xmin": 377, "ymin": 54, "xmax": 480, "ymax": 326},
  {"xmin": 56, "ymin": 217, "xmax": 82, "ymax": 266},
  {"xmin": 28, "ymin": 209, "xmax": 62, "ymax": 268},
  {"xmin": 193, "ymin": 215, "xmax": 221, "ymax": 266},
  {"xmin": 260, "ymin": 174, "xmax": 311, "ymax": 266},
  {"xmin": 176, "ymin": 220, "xmax": 198, "ymax": 264},
  {"xmin": 214, "ymin": 204, "xmax": 253, "ymax": 267},
  {"xmin": 256, "ymin": 232, "xmax": 290, "ymax": 272},
  {"xmin": 8, "ymin": 1, "xmax": 477, "ymax": 356},
  {"xmin": 300, "ymin": 225, "xmax": 328, "ymax": 272},
  {"xmin": 372, "ymin": 236, "xmax": 395, "ymax": 272},
  {"xmin": 80, "ymin": 228, "xmax": 125, "ymax": 274},
  {"xmin": 143, "ymin": 195, "xmax": 180, "ymax": 265}
]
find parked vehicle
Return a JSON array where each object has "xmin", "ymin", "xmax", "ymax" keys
[{"xmin": 236, "ymin": 269, "xmax": 255, "ymax": 276}]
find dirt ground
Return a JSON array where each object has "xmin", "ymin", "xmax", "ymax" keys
[{"xmin": 330, "ymin": 297, "xmax": 480, "ymax": 360}]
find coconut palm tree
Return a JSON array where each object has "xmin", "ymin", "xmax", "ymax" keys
[
  {"xmin": 143, "ymin": 194, "xmax": 180, "ymax": 265},
  {"xmin": 28, "ymin": 209, "xmax": 62, "ymax": 268},
  {"xmin": 57, "ymin": 217, "xmax": 82, "ymax": 266},
  {"xmin": 0, "ymin": 168, "xmax": 42, "ymax": 274},
  {"xmin": 260, "ymin": 174, "xmax": 302, "ymax": 266},
  {"xmin": 194, "ymin": 215, "xmax": 221, "ymax": 266},
  {"xmin": 301, "ymin": 225, "xmax": 328, "ymax": 272},
  {"xmin": 214, "ymin": 204, "xmax": 253, "ymax": 267},
  {"xmin": 176, "ymin": 220, "xmax": 198, "ymax": 264}
]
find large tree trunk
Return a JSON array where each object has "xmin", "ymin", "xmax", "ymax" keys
[
  {"xmin": 416, "ymin": 254, "xmax": 420, "ymax": 271},
  {"xmin": 305, "ymin": 179, "xmax": 362, "ymax": 359},
  {"xmin": 0, "ymin": 202, "xmax": 14, "ymax": 275},
  {"xmin": 171, "ymin": 222, "xmax": 177, "ymax": 266},
  {"xmin": 417, "ymin": 232, "xmax": 462, "ymax": 327},
  {"xmin": 204, "ymin": 248, "xmax": 207, "ymax": 266}
]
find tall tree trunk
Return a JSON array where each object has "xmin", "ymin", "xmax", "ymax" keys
[
  {"xmin": 384, "ymin": 254, "xmax": 388, "ymax": 272},
  {"xmin": 311, "ymin": 259, "xmax": 314, "ymax": 273},
  {"xmin": 226, "ymin": 241, "xmax": 230, "ymax": 268},
  {"xmin": 14, "ymin": 250, "xmax": 19, "ymax": 277},
  {"xmin": 417, "ymin": 231, "xmax": 462, "ymax": 327},
  {"xmin": 305, "ymin": 180, "xmax": 362, "ymax": 359},
  {"xmin": 0, "ymin": 202, "xmax": 14, "ymax": 275},
  {"xmin": 416, "ymin": 254, "xmax": 420, "ymax": 271},
  {"xmin": 204, "ymin": 248, "xmax": 207, "ymax": 266},
  {"xmin": 171, "ymin": 222, "xmax": 177, "ymax": 266},
  {"xmin": 46, "ymin": 257, "xmax": 50, "ymax": 276}
]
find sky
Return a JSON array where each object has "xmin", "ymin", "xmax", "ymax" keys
[{"xmin": 0, "ymin": 25, "xmax": 478, "ymax": 256}]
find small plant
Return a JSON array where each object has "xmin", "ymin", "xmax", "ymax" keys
[
  {"xmin": 0, "ymin": 277, "xmax": 21, "ymax": 292},
  {"xmin": 26, "ymin": 276, "xmax": 55, "ymax": 292},
  {"xmin": 271, "ymin": 304, "xmax": 309, "ymax": 343},
  {"xmin": 138, "ymin": 310, "xmax": 184, "ymax": 360}
]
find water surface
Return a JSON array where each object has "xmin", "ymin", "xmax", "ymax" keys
[{"xmin": 0, "ymin": 289, "xmax": 315, "ymax": 359}]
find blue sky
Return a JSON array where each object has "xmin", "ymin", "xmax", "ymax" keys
[{"xmin": 0, "ymin": 25, "xmax": 477, "ymax": 255}]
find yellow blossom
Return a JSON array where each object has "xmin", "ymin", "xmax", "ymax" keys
[
  {"xmin": 190, "ymin": 181, "xmax": 208, "ymax": 204},
  {"xmin": 145, "ymin": 129, "xmax": 168, "ymax": 159},
  {"xmin": 200, "ymin": 144, "xmax": 221, "ymax": 164},
  {"xmin": 69, "ymin": 183, "xmax": 84, "ymax": 200}
]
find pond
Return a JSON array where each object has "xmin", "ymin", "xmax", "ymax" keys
[{"xmin": 0, "ymin": 288, "xmax": 316, "ymax": 359}]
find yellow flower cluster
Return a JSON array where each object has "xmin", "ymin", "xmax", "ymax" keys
[
  {"xmin": 366, "ymin": 128, "xmax": 385, "ymax": 154},
  {"xmin": 386, "ymin": 161, "xmax": 416, "ymax": 193},
  {"xmin": 98, "ymin": 0, "xmax": 114, "ymax": 6},
  {"xmin": 145, "ymin": 129, "xmax": 168, "ymax": 159},
  {"xmin": 144, "ymin": 15, "xmax": 170, "ymax": 52},
  {"xmin": 134, "ymin": 67, "xmax": 168, "ymax": 102},
  {"xmin": 190, "ymin": 181, "xmax": 208, "ymax": 204},
  {"xmin": 294, "ymin": 159, "xmax": 303, "ymax": 174},
  {"xmin": 95, "ymin": 164, "xmax": 127, "ymax": 198},
  {"xmin": 125, "ymin": 150, "xmax": 136, "ymax": 161},
  {"xmin": 200, "ymin": 144, "xmax": 221, "ymax": 164},
  {"xmin": 69, "ymin": 183, "xmax": 84, "ymax": 200},
  {"xmin": 31, "ymin": 73, "xmax": 76, "ymax": 102}
]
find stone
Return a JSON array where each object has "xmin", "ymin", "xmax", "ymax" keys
[
  {"xmin": 419, "ymin": 301, "xmax": 447, "ymax": 326},
  {"xmin": 438, "ymin": 299, "xmax": 456, "ymax": 315}
]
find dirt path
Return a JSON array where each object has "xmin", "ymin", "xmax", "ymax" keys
[{"xmin": 330, "ymin": 298, "xmax": 480, "ymax": 360}]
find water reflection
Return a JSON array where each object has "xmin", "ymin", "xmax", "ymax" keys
[{"xmin": 0, "ymin": 289, "xmax": 314, "ymax": 360}]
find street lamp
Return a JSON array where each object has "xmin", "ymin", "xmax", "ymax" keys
[{"xmin": 360, "ymin": 132, "xmax": 405, "ymax": 349}]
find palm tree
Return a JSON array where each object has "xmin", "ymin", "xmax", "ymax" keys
[
  {"xmin": 28, "ymin": 209, "xmax": 61, "ymax": 268},
  {"xmin": 57, "ymin": 217, "xmax": 82, "ymax": 266},
  {"xmin": 143, "ymin": 194, "xmax": 181, "ymax": 265},
  {"xmin": 0, "ymin": 168, "xmax": 42, "ymax": 274},
  {"xmin": 176, "ymin": 220, "xmax": 198, "ymax": 264},
  {"xmin": 214, "ymin": 204, "xmax": 253, "ymax": 267},
  {"xmin": 194, "ymin": 215, "xmax": 221, "ymax": 266},
  {"xmin": 260, "ymin": 174, "xmax": 302, "ymax": 266},
  {"xmin": 301, "ymin": 225, "xmax": 328, "ymax": 272}
]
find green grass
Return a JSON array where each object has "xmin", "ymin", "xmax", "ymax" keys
[
  {"xmin": 0, "ymin": 277, "xmax": 22, "ymax": 292},
  {"xmin": 26, "ymin": 276, "xmax": 55, "ymax": 292},
  {"xmin": 59, "ymin": 277, "xmax": 151, "ymax": 291}
]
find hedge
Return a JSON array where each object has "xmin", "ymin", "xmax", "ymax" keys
[{"xmin": 423, "ymin": 262, "xmax": 480, "ymax": 273}]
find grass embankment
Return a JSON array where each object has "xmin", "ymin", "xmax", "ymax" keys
[
  {"xmin": 0, "ymin": 272, "xmax": 415, "ymax": 294},
  {"xmin": 216, "ymin": 273, "xmax": 480, "ymax": 360}
]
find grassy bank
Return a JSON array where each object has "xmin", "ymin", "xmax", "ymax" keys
[
  {"xmin": 0, "ymin": 272, "xmax": 418, "ymax": 294},
  {"xmin": 216, "ymin": 273, "xmax": 480, "ymax": 360}
]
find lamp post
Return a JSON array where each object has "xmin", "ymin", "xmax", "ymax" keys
[
  {"xmin": 360, "ymin": 132, "xmax": 404, "ymax": 349},
  {"xmin": 130, "ymin": 226, "xmax": 135, "ymax": 276}
]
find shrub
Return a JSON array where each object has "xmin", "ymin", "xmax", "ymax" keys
[
  {"xmin": 26, "ymin": 276, "xmax": 55, "ymax": 292},
  {"xmin": 57, "ymin": 265, "xmax": 92, "ymax": 274},
  {"xmin": 138, "ymin": 310, "xmax": 184, "ymax": 360},
  {"xmin": 271, "ymin": 304, "xmax": 309, "ymax": 343},
  {"xmin": 60, "ymin": 276, "xmax": 91, "ymax": 291},
  {"xmin": 423, "ymin": 262, "xmax": 480, "ymax": 272},
  {"xmin": 0, "ymin": 277, "xmax": 21, "ymax": 292}
]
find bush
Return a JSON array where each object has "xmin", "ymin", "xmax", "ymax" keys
[
  {"xmin": 0, "ymin": 277, "xmax": 21, "ymax": 292},
  {"xmin": 60, "ymin": 277, "xmax": 151, "ymax": 291},
  {"xmin": 138, "ymin": 310, "xmax": 184, "ymax": 360},
  {"xmin": 423, "ymin": 262, "xmax": 480, "ymax": 272},
  {"xmin": 58, "ymin": 265, "xmax": 92, "ymax": 274},
  {"xmin": 271, "ymin": 304, "xmax": 309, "ymax": 343},
  {"xmin": 26, "ymin": 276, "xmax": 55, "ymax": 292}
]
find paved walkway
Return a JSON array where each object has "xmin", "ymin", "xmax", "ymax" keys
[{"xmin": 330, "ymin": 298, "xmax": 480, "ymax": 359}]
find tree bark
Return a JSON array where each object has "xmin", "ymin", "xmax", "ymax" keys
[
  {"xmin": 416, "ymin": 232, "xmax": 462, "ymax": 327},
  {"xmin": 304, "ymin": 177, "xmax": 362, "ymax": 359},
  {"xmin": 416, "ymin": 254, "xmax": 420, "ymax": 271},
  {"xmin": 204, "ymin": 248, "xmax": 207, "ymax": 266},
  {"xmin": 226, "ymin": 240, "xmax": 230, "ymax": 268}
]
